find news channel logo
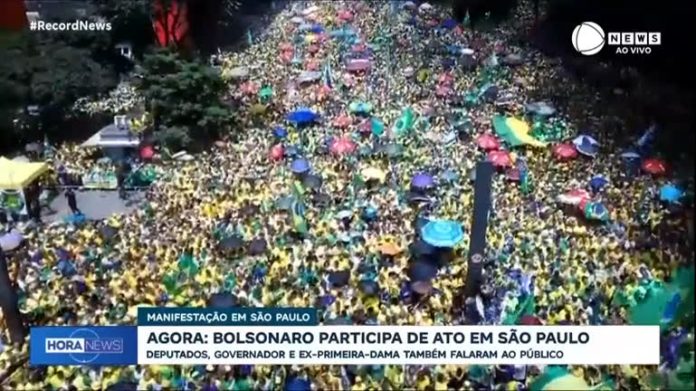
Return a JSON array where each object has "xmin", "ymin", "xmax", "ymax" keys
[
  {"xmin": 45, "ymin": 328, "xmax": 123, "ymax": 364},
  {"xmin": 572, "ymin": 21, "xmax": 661, "ymax": 56},
  {"xmin": 31, "ymin": 326, "xmax": 137, "ymax": 365}
]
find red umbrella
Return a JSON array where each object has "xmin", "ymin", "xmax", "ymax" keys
[
  {"xmin": 333, "ymin": 114, "xmax": 352, "ymax": 128},
  {"xmin": 280, "ymin": 51, "xmax": 293, "ymax": 63},
  {"xmin": 240, "ymin": 81, "xmax": 259, "ymax": 95},
  {"xmin": 140, "ymin": 145, "xmax": 154, "ymax": 160},
  {"xmin": 505, "ymin": 168, "xmax": 520, "ymax": 181},
  {"xmin": 435, "ymin": 85, "xmax": 451, "ymax": 97},
  {"xmin": 553, "ymin": 143, "xmax": 578, "ymax": 160},
  {"xmin": 269, "ymin": 144, "xmax": 284, "ymax": 161},
  {"xmin": 337, "ymin": 10, "xmax": 353, "ymax": 21},
  {"xmin": 330, "ymin": 136, "xmax": 357, "ymax": 156},
  {"xmin": 476, "ymin": 133, "xmax": 500, "ymax": 150},
  {"xmin": 438, "ymin": 72, "xmax": 454, "ymax": 86},
  {"xmin": 305, "ymin": 59, "xmax": 319, "ymax": 71},
  {"xmin": 487, "ymin": 150, "xmax": 511, "ymax": 167},
  {"xmin": 642, "ymin": 158, "xmax": 667, "ymax": 175},
  {"xmin": 520, "ymin": 315, "xmax": 543, "ymax": 325}
]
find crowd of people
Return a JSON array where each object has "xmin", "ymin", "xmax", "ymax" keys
[{"xmin": 1, "ymin": 1, "xmax": 693, "ymax": 390}]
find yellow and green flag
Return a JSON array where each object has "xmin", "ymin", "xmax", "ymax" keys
[{"xmin": 492, "ymin": 115, "xmax": 547, "ymax": 148}]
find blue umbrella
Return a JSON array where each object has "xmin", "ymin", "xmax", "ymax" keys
[
  {"xmin": 589, "ymin": 175, "xmax": 609, "ymax": 192},
  {"xmin": 411, "ymin": 173, "xmax": 435, "ymax": 189},
  {"xmin": 573, "ymin": 135, "xmax": 599, "ymax": 157},
  {"xmin": 660, "ymin": 184, "xmax": 684, "ymax": 204},
  {"xmin": 409, "ymin": 261, "xmax": 438, "ymax": 281},
  {"xmin": 362, "ymin": 206, "xmax": 378, "ymax": 221},
  {"xmin": 421, "ymin": 220, "xmax": 464, "ymax": 248},
  {"xmin": 286, "ymin": 377, "xmax": 311, "ymax": 391},
  {"xmin": 441, "ymin": 19, "xmax": 458, "ymax": 29},
  {"xmin": 273, "ymin": 126, "xmax": 288, "ymax": 139},
  {"xmin": 286, "ymin": 108, "xmax": 318, "ymax": 125},
  {"xmin": 309, "ymin": 25, "xmax": 324, "ymax": 34},
  {"xmin": 208, "ymin": 292, "xmax": 237, "ymax": 308},
  {"xmin": 290, "ymin": 158, "xmax": 310, "ymax": 174},
  {"xmin": 327, "ymin": 270, "xmax": 350, "ymax": 287}
]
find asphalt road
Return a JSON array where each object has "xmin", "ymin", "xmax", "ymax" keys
[{"xmin": 44, "ymin": 190, "xmax": 146, "ymax": 223}]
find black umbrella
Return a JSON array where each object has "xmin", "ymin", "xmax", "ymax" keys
[
  {"xmin": 482, "ymin": 85, "xmax": 499, "ymax": 102},
  {"xmin": 327, "ymin": 270, "xmax": 351, "ymax": 287},
  {"xmin": 409, "ymin": 240, "xmax": 435, "ymax": 257},
  {"xmin": 105, "ymin": 382, "xmax": 138, "ymax": 391},
  {"xmin": 99, "ymin": 225, "xmax": 118, "ymax": 240},
  {"xmin": 408, "ymin": 261, "xmax": 438, "ymax": 282},
  {"xmin": 359, "ymin": 280, "xmax": 379, "ymax": 296},
  {"xmin": 248, "ymin": 238, "xmax": 268, "ymax": 256},
  {"xmin": 220, "ymin": 235, "xmax": 244, "ymax": 251},
  {"xmin": 312, "ymin": 192, "xmax": 332, "ymax": 206},
  {"xmin": 302, "ymin": 174, "xmax": 323, "ymax": 190},
  {"xmin": 207, "ymin": 292, "xmax": 237, "ymax": 308}
]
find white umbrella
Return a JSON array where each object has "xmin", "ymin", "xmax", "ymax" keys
[
  {"xmin": 0, "ymin": 230, "xmax": 24, "ymax": 252},
  {"xmin": 418, "ymin": 2, "xmax": 433, "ymax": 11},
  {"xmin": 461, "ymin": 48, "xmax": 475, "ymax": 56},
  {"xmin": 290, "ymin": 16, "xmax": 304, "ymax": 24},
  {"xmin": 297, "ymin": 71, "xmax": 322, "ymax": 84},
  {"xmin": 228, "ymin": 66, "xmax": 249, "ymax": 79}
]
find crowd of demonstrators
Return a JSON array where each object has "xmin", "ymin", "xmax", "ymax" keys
[{"xmin": 1, "ymin": 1, "xmax": 693, "ymax": 390}]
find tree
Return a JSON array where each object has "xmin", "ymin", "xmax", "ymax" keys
[
  {"xmin": 0, "ymin": 249, "xmax": 25, "ymax": 344},
  {"xmin": 0, "ymin": 33, "xmax": 117, "ymax": 147},
  {"xmin": 137, "ymin": 48, "xmax": 235, "ymax": 148},
  {"xmin": 92, "ymin": 0, "xmax": 154, "ymax": 54}
]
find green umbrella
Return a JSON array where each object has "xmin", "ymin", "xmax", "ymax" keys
[{"xmin": 259, "ymin": 86, "xmax": 273, "ymax": 102}]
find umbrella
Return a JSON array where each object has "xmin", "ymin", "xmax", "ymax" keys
[
  {"xmin": 382, "ymin": 143, "xmax": 404, "ymax": 158},
  {"xmin": 297, "ymin": 71, "xmax": 322, "ymax": 84},
  {"xmin": 100, "ymin": 225, "xmax": 118, "ymax": 240},
  {"xmin": 269, "ymin": 144, "xmax": 284, "ymax": 161},
  {"xmin": 328, "ymin": 270, "xmax": 351, "ymax": 287},
  {"xmin": 557, "ymin": 189, "xmax": 591, "ymax": 205},
  {"xmin": 333, "ymin": 114, "xmax": 352, "ymax": 128},
  {"xmin": 378, "ymin": 242, "xmax": 401, "ymax": 256},
  {"xmin": 207, "ymin": 292, "xmax": 237, "ymax": 308},
  {"xmin": 259, "ymin": 86, "xmax": 273, "ymax": 100},
  {"xmin": 139, "ymin": 145, "xmax": 155, "ymax": 160},
  {"xmin": 286, "ymin": 109, "xmax": 318, "ymax": 125},
  {"xmin": 219, "ymin": 235, "xmax": 244, "ymax": 251},
  {"xmin": 105, "ymin": 382, "xmax": 138, "ymax": 391},
  {"xmin": 476, "ymin": 134, "xmax": 500, "ymax": 150},
  {"xmin": 361, "ymin": 167, "xmax": 386, "ymax": 182},
  {"xmin": 584, "ymin": 202, "xmax": 610, "ymax": 221},
  {"xmin": 290, "ymin": 158, "xmax": 310, "ymax": 174},
  {"xmin": 411, "ymin": 280, "xmax": 433, "ymax": 294},
  {"xmin": 409, "ymin": 240, "xmax": 436, "ymax": 257},
  {"xmin": 525, "ymin": 101, "xmax": 556, "ymax": 117},
  {"xmin": 302, "ymin": 174, "xmax": 322, "ymax": 189},
  {"xmin": 553, "ymin": 143, "xmax": 578, "ymax": 160},
  {"xmin": 359, "ymin": 280, "xmax": 379, "ymax": 296},
  {"xmin": 273, "ymin": 126, "xmax": 287, "ymax": 139},
  {"xmin": 330, "ymin": 136, "xmax": 357, "ymax": 155},
  {"xmin": 249, "ymin": 104, "xmax": 267, "ymax": 116},
  {"xmin": 411, "ymin": 173, "xmax": 435, "ymax": 189},
  {"xmin": 275, "ymin": 195, "xmax": 295, "ymax": 210},
  {"xmin": 642, "ymin": 158, "xmax": 667, "ymax": 175},
  {"xmin": 290, "ymin": 16, "xmax": 304, "ymax": 24},
  {"xmin": 337, "ymin": 10, "xmax": 353, "ymax": 21},
  {"xmin": 228, "ymin": 66, "xmax": 249, "ymax": 79},
  {"xmin": 589, "ymin": 175, "xmax": 609, "ymax": 192},
  {"xmin": 573, "ymin": 135, "xmax": 599, "ymax": 157},
  {"xmin": 441, "ymin": 18, "xmax": 457, "ymax": 29},
  {"xmin": 279, "ymin": 42, "xmax": 293, "ymax": 51},
  {"xmin": 402, "ymin": 66, "xmax": 415, "ymax": 77},
  {"xmin": 349, "ymin": 102, "xmax": 373, "ymax": 114},
  {"xmin": 409, "ymin": 261, "xmax": 437, "ymax": 281},
  {"xmin": 487, "ymin": 150, "xmax": 512, "ymax": 168},
  {"xmin": 362, "ymin": 206, "xmax": 378, "ymax": 221},
  {"xmin": 660, "ymin": 184, "xmax": 684, "ymax": 204},
  {"xmin": 346, "ymin": 59, "xmax": 371, "ymax": 71},
  {"xmin": 0, "ymin": 231, "xmax": 23, "ymax": 251},
  {"xmin": 286, "ymin": 377, "xmax": 311, "ymax": 391},
  {"xmin": 248, "ymin": 238, "xmax": 268, "ymax": 256},
  {"xmin": 435, "ymin": 85, "xmax": 451, "ymax": 97},
  {"xmin": 421, "ymin": 220, "xmax": 464, "ymax": 248},
  {"xmin": 336, "ymin": 210, "xmax": 353, "ymax": 220},
  {"xmin": 240, "ymin": 81, "xmax": 259, "ymax": 95},
  {"xmin": 621, "ymin": 150, "xmax": 641, "ymax": 159}
]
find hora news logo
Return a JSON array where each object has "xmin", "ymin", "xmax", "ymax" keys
[
  {"xmin": 45, "ymin": 328, "xmax": 123, "ymax": 364},
  {"xmin": 572, "ymin": 22, "xmax": 661, "ymax": 56}
]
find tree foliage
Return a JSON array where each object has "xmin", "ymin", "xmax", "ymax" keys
[
  {"xmin": 0, "ymin": 33, "xmax": 117, "ymax": 147},
  {"xmin": 137, "ymin": 48, "xmax": 235, "ymax": 148}
]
